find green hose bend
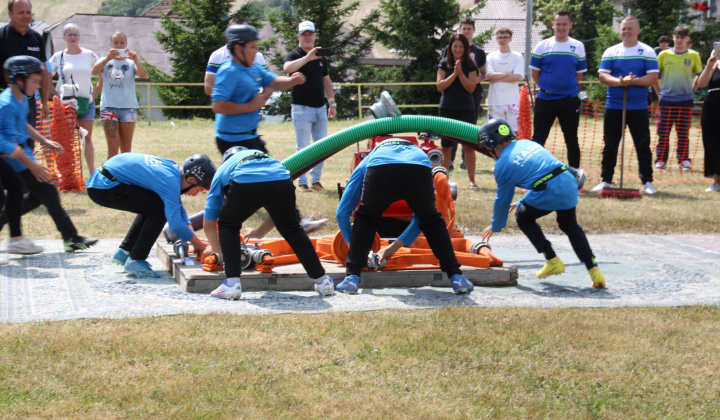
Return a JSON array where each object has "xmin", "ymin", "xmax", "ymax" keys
[{"xmin": 282, "ymin": 115, "xmax": 487, "ymax": 178}]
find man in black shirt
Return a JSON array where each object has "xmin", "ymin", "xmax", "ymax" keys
[
  {"xmin": 0, "ymin": 0, "xmax": 50, "ymax": 126},
  {"xmin": 283, "ymin": 20, "xmax": 336, "ymax": 192}
]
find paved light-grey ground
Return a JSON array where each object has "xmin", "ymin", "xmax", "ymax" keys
[{"xmin": 1, "ymin": 234, "xmax": 719, "ymax": 323}]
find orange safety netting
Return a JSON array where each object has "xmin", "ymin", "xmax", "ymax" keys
[
  {"xmin": 35, "ymin": 98, "xmax": 85, "ymax": 191},
  {"xmin": 517, "ymin": 95, "xmax": 708, "ymax": 185}
]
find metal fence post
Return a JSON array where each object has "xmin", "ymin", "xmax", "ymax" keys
[
  {"xmin": 358, "ymin": 84, "xmax": 362, "ymax": 119},
  {"xmin": 147, "ymin": 84, "xmax": 152, "ymax": 125}
]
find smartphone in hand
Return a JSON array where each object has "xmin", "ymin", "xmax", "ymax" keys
[
  {"xmin": 714, "ymin": 42, "xmax": 720, "ymax": 59},
  {"xmin": 316, "ymin": 47, "xmax": 334, "ymax": 57}
]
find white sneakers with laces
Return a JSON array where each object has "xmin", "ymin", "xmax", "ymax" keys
[
  {"xmin": 6, "ymin": 237, "xmax": 44, "ymax": 255},
  {"xmin": 642, "ymin": 182, "xmax": 657, "ymax": 195},
  {"xmin": 706, "ymin": 183, "xmax": 720, "ymax": 192},
  {"xmin": 314, "ymin": 275, "xmax": 335, "ymax": 297}
]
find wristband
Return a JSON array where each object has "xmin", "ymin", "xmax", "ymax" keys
[{"xmin": 330, "ymin": 103, "xmax": 337, "ymax": 107}]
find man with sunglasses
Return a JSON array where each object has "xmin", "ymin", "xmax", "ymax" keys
[{"xmin": 87, "ymin": 153, "xmax": 216, "ymax": 278}]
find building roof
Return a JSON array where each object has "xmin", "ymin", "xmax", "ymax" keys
[
  {"xmin": 140, "ymin": 0, "xmax": 177, "ymax": 18},
  {"xmin": 46, "ymin": 14, "xmax": 171, "ymax": 75}
]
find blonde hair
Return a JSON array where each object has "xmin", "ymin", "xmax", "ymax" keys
[{"xmin": 63, "ymin": 23, "xmax": 79, "ymax": 36}]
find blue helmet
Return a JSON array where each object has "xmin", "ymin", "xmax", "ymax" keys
[
  {"xmin": 3, "ymin": 55, "xmax": 43, "ymax": 84},
  {"xmin": 222, "ymin": 145, "xmax": 249, "ymax": 163}
]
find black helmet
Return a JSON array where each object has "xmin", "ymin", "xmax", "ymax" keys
[
  {"xmin": 183, "ymin": 154, "xmax": 216, "ymax": 189},
  {"xmin": 478, "ymin": 118, "xmax": 516, "ymax": 152},
  {"xmin": 225, "ymin": 24, "xmax": 260, "ymax": 49},
  {"xmin": 3, "ymin": 55, "xmax": 43, "ymax": 84},
  {"xmin": 222, "ymin": 145, "xmax": 249, "ymax": 163}
]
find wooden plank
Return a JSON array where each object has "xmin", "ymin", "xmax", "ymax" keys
[{"xmin": 157, "ymin": 241, "xmax": 518, "ymax": 294}]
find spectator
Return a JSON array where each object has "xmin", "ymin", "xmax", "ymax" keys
[
  {"xmin": 593, "ymin": 16, "xmax": 658, "ymax": 195},
  {"xmin": 204, "ymin": 17, "xmax": 268, "ymax": 96},
  {"xmin": 529, "ymin": 9, "xmax": 586, "ymax": 169},
  {"xmin": 0, "ymin": 0, "xmax": 51, "ymax": 126},
  {"xmin": 203, "ymin": 146, "xmax": 334, "ymax": 300},
  {"xmin": 479, "ymin": 118, "xmax": 605, "ymax": 289},
  {"xmin": 437, "ymin": 34, "xmax": 479, "ymax": 188},
  {"xmin": 49, "ymin": 23, "xmax": 103, "ymax": 173},
  {"xmin": 694, "ymin": 52, "xmax": 720, "ymax": 192},
  {"xmin": 91, "ymin": 32, "xmax": 147, "ymax": 160},
  {"xmin": 653, "ymin": 25, "xmax": 702, "ymax": 172},
  {"xmin": 485, "ymin": 28, "xmax": 524, "ymax": 132},
  {"xmin": 283, "ymin": 21, "xmax": 336, "ymax": 192},
  {"xmin": 212, "ymin": 24, "xmax": 305, "ymax": 155},
  {"xmin": 335, "ymin": 138, "xmax": 474, "ymax": 295},
  {"xmin": 1, "ymin": 56, "xmax": 97, "ymax": 252},
  {"xmin": 440, "ymin": 17, "xmax": 486, "ymax": 170},
  {"xmin": 649, "ymin": 35, "xmax": 671, "ymax": 118},
  {"xmin": 87, "ymin": 152, "xmax": 214, "ymax": 278}
]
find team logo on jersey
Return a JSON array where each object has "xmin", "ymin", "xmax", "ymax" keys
[
  {"xmin": 499, "ymin": 124, "xmax": 510, "ymax": 136},
  {"xmin": 638, "ymin": 49, "xmax": 644, "ymax": 54},
  {"xmin": 570, "ymin": 45, "xmax": 576, "ymax": 52},
  {"xmin": 685, "ymin": 59, "xmax": 692, "ymax": 66}
]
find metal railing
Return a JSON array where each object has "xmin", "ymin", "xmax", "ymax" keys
[{"xmin": 136, "ymin": 80, "xmax": 703, "ymax": 123}]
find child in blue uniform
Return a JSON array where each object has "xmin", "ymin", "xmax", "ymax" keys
[
  {"xmin": 336, "ymin": 138, "xmax": 473, "ymax": 294},
  {"xmin": 211, "ymin": 24, "xmax": 306, "ymax": 155},
  {"xmin": 87, "ymin": 152, "xmax": 215, "ymax": 278},
  {"xmin": 478, "ymin": 118, "xmax": 605, "ymax": 288},
  {"xmin": 0, "ymin": 56, "xmax": 97, "ymax": 253},
  {"xmin": 203, "ymin": 146, "xmax": 334, "ymax": 300}
]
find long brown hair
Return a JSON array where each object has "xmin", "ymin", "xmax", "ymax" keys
[{"xmin": 446, "ymin": 34, "xmax": 472, "ymax": 68}]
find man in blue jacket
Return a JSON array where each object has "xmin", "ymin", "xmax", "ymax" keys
[
  {"xmin": 87, "ymin": 153, "xmax": 215, "ymax": 278},
  {"xmin": 203, "ymin": 146, "xmax": 334, "ymax": 300},
  {"xmin": 336, "ymin": 138, "xmax": 473, "ymax": 294},
  {"xmin": 479, "ymin": 118, "xmax": 605, "ymax": 288}
]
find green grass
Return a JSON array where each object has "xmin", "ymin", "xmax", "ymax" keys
[{"xmin": 1, "ymin": 307, "xmax": 720, "ymax": 418}]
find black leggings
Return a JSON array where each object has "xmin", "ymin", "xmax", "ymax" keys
[
  {"xmin": 19, "ymin": 169, "xmax": 77, "ymax": 241},
  {"xmin": 515, "ymin": 202, "xmax": 596, "ymax": 270},
  {"xmin": 218, "ymin": 179, "xmax": 324, "ymax": 279},
  {"xmin": 88, "ymin": 184, "xmax": 167, "ymax": 260},
  {"xmin": 216, "ymin": 137, "xmax": 268, "ymax": 156},
  {"xmin": 0, "ymin": 159, "xmax": 25, "ymax": 238},
  {"xmin": 346, "ymin": 164, "xmax": 462, "ymax": 277}
]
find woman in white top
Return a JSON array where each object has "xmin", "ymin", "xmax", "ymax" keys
[
  {"xmin": 49, "ymin": 23, "xmax": 103, "ymax": 173},
  {"xmin": 91, "ymin": 32, "xmax": 147, "ymax": 160}
]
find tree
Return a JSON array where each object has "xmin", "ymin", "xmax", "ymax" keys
[
  {"xmin": 145, "ymin": 0, "xmax": 263, "ymax": 119},
  {"xmin": 625, "ymin": 0, "xmax": 693, "ymax": 49},
  {"xmin": 360, "ymin": 0, "xmax": 489, "ymax": 115},
  {"xmin": 263, "ymin": 0, "xmax": 375, "ymax": 119},
  {"xmin": 521, "ymin": 0, "xmax": 621, "ymax": 74}
]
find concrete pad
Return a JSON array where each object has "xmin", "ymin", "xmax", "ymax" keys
[
  {"xmin": 155, "ymin": 241, "xmax": 518, "ymax": 293},
  {"xmin": 1, "ymin": 234, "xmax": 719, "ymax": 323}
]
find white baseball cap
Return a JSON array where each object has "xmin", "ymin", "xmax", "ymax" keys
[{"xmin": 298, "ymin": 21, "xmax": 316, "ymax": 34}]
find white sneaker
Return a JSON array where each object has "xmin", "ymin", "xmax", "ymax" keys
[
  {"xmin": 706, "ymin": 183, "xmax": 720, "ymax": 192},
  {"xmin": 314, "ymin": 274, "xmax": 335, "ymax": 297},
  {"xmin": 680, "ymin": 160, "xmax": 692, "ymax": 171},
  {"xmin": 592, "ymin": 181, "xmax": 611, "ymax": 192},
  {"xmin": 655, "ymin": 161, "xmax": 667, "ymax": 170},
  {"xmin": 300, "ymin": 217, "xmax": 329, "ymax": 234},
  {"xmin": 642, "ymin": 182, "xmax": 657, "ymax": 195},
  {"xmin": 6, "ymin": 237, "xmax": 44, "ymax": 255},
  {"xmin": 210, "ymin": 279, "xmax": 242, "ymax": 300},
  {"xmin": 0, "ymin": 241, "xmax": 8, "ymax": 265}
]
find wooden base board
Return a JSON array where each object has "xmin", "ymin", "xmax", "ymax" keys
[{"xmin": 157, "ymin": 241, "xmax": 518, "ymax": 294}]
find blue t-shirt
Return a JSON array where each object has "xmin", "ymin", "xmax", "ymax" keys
[
  {"xmin": 86, "ymin": 153, "xmax": 194, "ymax": 242},
  {"xmin": 100, "ymin": 59, "xmax": 139, "ymax": 109},
  {"xmin": 336, "ymin": 139, "xmax": 432, "ymax": 245},
  {"xmin": 204, "ymin": 150, "xmax": 290, "ymax": 221},
  {"xmin": 0, "ymin": 88, "xmax": 34, "ymax": 173},
  {"xmin": 491, "ymin": 140, "xmax": 578, "ymax": 232},
  {"xmin": 530, "ymin": 37, "xmax": 587, "ymax": 100},
  {"xmin": 599, "ymin": 42, "xmax": 659, "ymax": 110},
  {"xmin": 211, "ymin": 60, "xmax": 277, "ymax": 143}
]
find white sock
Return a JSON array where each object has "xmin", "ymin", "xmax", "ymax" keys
[
  {"xmin": 225, "ymin": 277, "xmax": 240, "ymax": 287},
  {"xmin": 313, "ymin": 274, "xmax": 328, "ymax": 284}
]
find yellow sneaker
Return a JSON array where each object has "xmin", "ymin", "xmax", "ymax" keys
[
  {"xmin": 589, "ymin": 266, "xmax": 605, "ymax": 288},
  {"xmin": 536, "ymin": 257, "xmax": 565, "ymax": 278}
]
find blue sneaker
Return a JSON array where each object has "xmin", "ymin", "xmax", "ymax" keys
[
  {"xmin": 450, "ymin": 274, "xmax": 473, "ymax": 294},
  {"xmin": 112, "ymin": 248, "xmax": 130, "ymax": 266},
  {"xmin": 336, "ymin": 275, "xmax": 360, "ymax": 294},
  {"xmin": 124, "ymin": 259, "xmax": 159, "ymax": 278}
]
